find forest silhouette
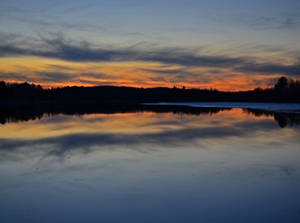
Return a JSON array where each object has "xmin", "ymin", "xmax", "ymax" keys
[
  {"xmin": 1, "ymin": 76, "xmax": 300, "ymax": 128},
  {"xmin": 0, "ymin": 76, "xmax": 300, "ymax": 103}
]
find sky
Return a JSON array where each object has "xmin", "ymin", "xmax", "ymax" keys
[{"xmin": 0, "ymin": 0, "xmax": 300, "ymax": 91}]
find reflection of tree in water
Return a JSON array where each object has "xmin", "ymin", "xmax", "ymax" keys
[
  {"xmin": 1, "ymin": 104, "xmax": 299, "ymax": 128},
  {"xmin": 0, "ymin": 103, "xmax": 231, "ymax": 125},
  {"xmin": 0, "ymin": 108, "xmax": 43, "ymax": 125},
  {"xmin": 274, "ymin": 113, "xmax": 300, "ymax": 128},
  {"xmin": 243, "ymin": 109, "xmax": 300, "ymax": 128}
]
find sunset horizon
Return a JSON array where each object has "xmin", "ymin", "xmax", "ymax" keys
[{"xmin": 1, "ymin": 0, "xmax": 299, "ymax": 91}]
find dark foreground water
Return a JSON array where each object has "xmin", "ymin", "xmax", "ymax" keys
[{"xmin": 0, "ymin": 105, "xmax": 300, "ymax": 223}]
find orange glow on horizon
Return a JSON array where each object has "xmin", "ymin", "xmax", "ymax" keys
[{"xmin": 0, "ymin": 56, "xmax": 281, "ymax": 92}]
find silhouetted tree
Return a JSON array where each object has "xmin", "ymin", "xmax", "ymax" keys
[
  {"xmin": 254, "ymin": 86, "xmax": 263, "ymax": 91},
  {"xmin": 274, "ymin": 114, "xmax": 288, "ymax": 128},
  {"xmin": 0, "ymin": 81, "xmax": 7, "ymax": 101},
  {"xmin": 274, "ymin": 76, "xmax": 288, "ymax": 91}
]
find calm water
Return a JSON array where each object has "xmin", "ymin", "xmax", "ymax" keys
[{"xmin": 0, "ymin": 106, "xmax": 300, "ymax": 223}]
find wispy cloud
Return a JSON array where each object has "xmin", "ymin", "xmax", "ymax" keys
[
  {"xmin": 278, "ymin": 17, "xmax": 299, "ymax": 29},
  {"xmin": 1, "ymin": 33, "xmax": 299, "ymax": 78},
  {"xmin": 36, "ymin": 72, "xmax": 77, "ymax": 83},
  {"xmin": 235, "ymin": 63, "xmax": 300, "ymax": 76},
  {"xmin": 0, "ymin": 71, "xmax": 77, "ymax": 84}
]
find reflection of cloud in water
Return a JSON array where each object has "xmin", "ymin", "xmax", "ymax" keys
[
  {"xmin": 0, "ymin": 108, "xmax": 300, "ymax": 223},
  {"xmin": 0, "ymin": 117, "xmax": 296, "ymax": 163},
  {"xmin": 276, "ymin": 165, "xmax": 298, "ymax": 176},
  {"xmin": 246, "ymin": 164, "xmax": 300, "ymax": 181},
  {"xmin": 0, "ymin": 106, "xmax": 299, "ymax": 187}
]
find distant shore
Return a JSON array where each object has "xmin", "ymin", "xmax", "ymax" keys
[{"xmin": 1, "ymin": 77, "xmax": 300, "ymax": 104}]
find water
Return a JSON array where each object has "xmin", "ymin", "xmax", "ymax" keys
[
  {"xmin": 0, "ymin": 105, "xmax": 300, "ymax": 223},
  {"xmin": 146, "ymin": 102, "xmax": 300, "ymax": 113}
]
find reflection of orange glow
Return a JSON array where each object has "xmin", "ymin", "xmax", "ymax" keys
[
  {"xmin": 0, "ymin": 56, "xmax": 280, "ymax": 91},
  {"xmin": 0, "ymin": 108, "xmax": 276, "ymax": 139}
]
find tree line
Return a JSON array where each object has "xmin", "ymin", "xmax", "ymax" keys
[{"xmin": 0, "ymin": 76, "xmax": 299, "ymax": 103}]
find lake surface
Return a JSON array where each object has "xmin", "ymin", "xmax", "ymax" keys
[
  {"xmin": 0, "ymin": 104, "xmax": 300, "ymax": 223},
  {"xmin": 146, "ymin": 102, "xmax": 300, "ymax": 113}
]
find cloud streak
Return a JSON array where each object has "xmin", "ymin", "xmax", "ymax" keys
[
  {"xmin": 0, "ymin": 33, "xmax": 299, "ymax": 77},
  {"xmin": 0, "ymin": 34, "xmax": 244, "ymax": 67}
]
